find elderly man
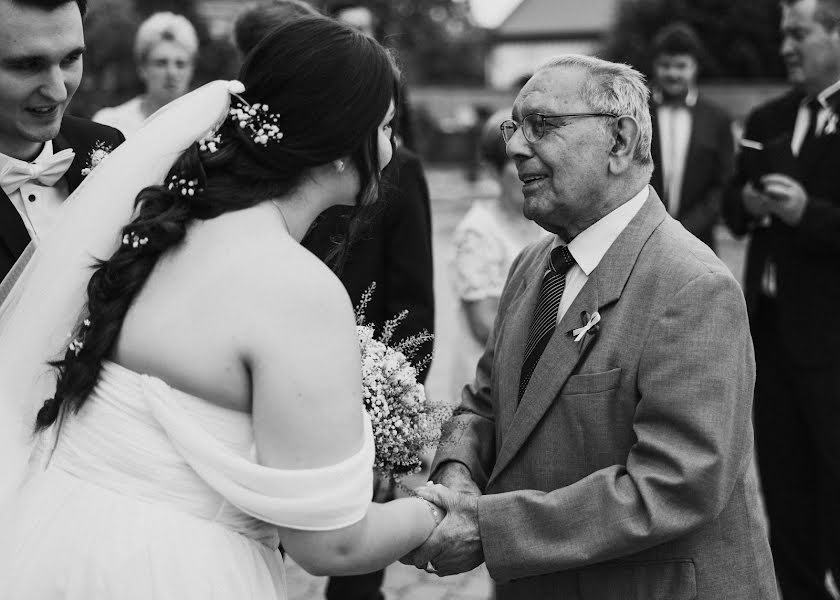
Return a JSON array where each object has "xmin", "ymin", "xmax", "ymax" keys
[
  {"xmin": 409, "ymin": 54, "xmax": 777, "ymax": 600},
  {"xmin": 723, "ymin": 1, "xmax": 840, "ymax": 597}
]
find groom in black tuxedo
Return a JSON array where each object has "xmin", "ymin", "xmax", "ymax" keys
[
  {"xmin": 0, "ymin": 0, "xmax": 125, "ymax": 281},
  {"xmin": 723, "ymin": 0, "xmax": 840, "ymax": 597}
]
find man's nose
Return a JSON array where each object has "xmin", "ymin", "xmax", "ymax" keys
[
  {"xmin": 780, "ymin": 37, "xmax": 795, "ymax": 57},
  {"xmin": 38, "ymin": 66, "xmax": 68, "ymax": 103},
  {"xmin": 505, "ymin": 127, "xmax": 532, "ymax": 161}
]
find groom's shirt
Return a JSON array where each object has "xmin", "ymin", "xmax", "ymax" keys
[
  {"xmin": 0, "ymin": 141, "xmax": 70, "ymax": 244},
  {"xmin": 553, "ymin": 185, "xmax": 648, "ymax": 322}
]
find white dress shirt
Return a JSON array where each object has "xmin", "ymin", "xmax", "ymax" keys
[
  {"xmin": 656, "ymin": 88, "xmax": 697, "ymax": 218},
  {"xmin": 553, "ymin": 186, "xmax": 649, "ymax": 323},
  {"xmin": 0, "ymin": 141, "xmax": 70, "ymax": 244}
]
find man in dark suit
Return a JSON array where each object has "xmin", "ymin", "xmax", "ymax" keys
[
  {"xmin": 649, "ymin": 23, "xmax": 734, "ymax": 253},
  {"xmin": 0, "ymin": 0, "xmax": 125, "ymax": 281},
  {"xmin": 723, "ymin": 1, "xmax": 840, "ymax": 597}
]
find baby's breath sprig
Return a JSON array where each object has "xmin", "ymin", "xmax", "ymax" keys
[
  {"xmin": 354, "ymin": 282, "xmax": 449, "ymax": 484},
  {"xmin": 354, "ymin": 282, "xmax": 377, "ymax": 326}
]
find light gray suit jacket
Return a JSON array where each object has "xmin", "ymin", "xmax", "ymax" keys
[{"xmin": 433, "ymin": 188, "xmax": 777, "ymax": 599}]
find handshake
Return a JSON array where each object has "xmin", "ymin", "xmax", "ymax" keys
[{"xmin": 401, "ymin": 462, "xmax": 485, "ymax": 577}]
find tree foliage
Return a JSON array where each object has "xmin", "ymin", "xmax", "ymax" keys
[{"xmin": 601, "ymin": 0, "xmax": 786, "ymax": 80}]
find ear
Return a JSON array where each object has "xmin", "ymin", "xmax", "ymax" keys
[{"xmin": 608, "ymin": 115, "xmax": 641, "ymax": 175}]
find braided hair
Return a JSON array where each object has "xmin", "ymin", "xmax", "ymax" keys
[{"xmin": 35, "ymin": 15, "xmax": 398, "ymax": 429}]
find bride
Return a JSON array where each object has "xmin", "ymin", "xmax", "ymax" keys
[{"xmin": 0, "ymin": 15, "xmax": 444, "ymax": 598}]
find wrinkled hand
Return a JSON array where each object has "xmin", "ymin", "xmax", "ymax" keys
[
  {"xmin": 741, "ymin": 181, "xmax": 773, "ymax": 219},
  {"xmin": 761, "ymin": 173, "xmax": 808, "ymax": 226},
  {"xmin": 432, "ymin": 461, "xmax": 481, "ymax": 496},
  {"xmin": 400, "ymin": 484, "xmax": 484, "ymax": 577}
]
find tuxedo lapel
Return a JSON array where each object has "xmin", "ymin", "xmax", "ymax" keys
[
  {"xmin": 487, "ymin": 189, "xmax": 668, "ymax": 486},
  {"xmin": 0, "ymin": 187, "xmax": 31, "ymax": 259}
]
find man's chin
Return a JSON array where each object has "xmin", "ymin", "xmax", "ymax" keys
[
  {"xmin": 786, "ymin": 68, "xmax": 805, "ymax": 85},
  {"xmin": 20, "ymin": 121, "xmax": 62, "ymax": 145}
]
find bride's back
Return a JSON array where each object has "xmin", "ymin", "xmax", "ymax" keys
[{"xmin": 113, "ymin": 201, "xmax": 329, "ymax": 413}]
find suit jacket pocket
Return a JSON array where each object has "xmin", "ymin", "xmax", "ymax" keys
[
  {"xmin": 578, "ymin": 559, "xmax": 697, "ymax": 600},
  {"xmin": 562, "ymin": 367, "xmax": 622, "ymax": 396}
]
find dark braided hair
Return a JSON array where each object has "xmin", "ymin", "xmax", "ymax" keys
[{"xmin": 35, "ymin": 15, "xmax": 398, "ymax": 430}]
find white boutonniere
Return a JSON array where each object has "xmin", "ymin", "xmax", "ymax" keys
[
  {"xmin": 570, "ymin": 310, "xmax": 601, "ymax": 342},
  {"xmin": 80, "ymin": 140, "xmax": 114, "ymax": 177},
  {"xmin": 824, "ymin": 111, "xmax": 839, "ymax": 135}
]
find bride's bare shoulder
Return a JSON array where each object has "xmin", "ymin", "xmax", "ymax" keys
[{"xmin": 193, "ymin": 210, "xmax": 352, "ymax": 321}]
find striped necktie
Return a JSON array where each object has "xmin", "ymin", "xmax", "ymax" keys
[{"xmin": 518, "ymin": 245, "xmax": 576, "ymax": 401}]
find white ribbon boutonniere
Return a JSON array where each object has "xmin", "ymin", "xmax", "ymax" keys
[
  {"xmin": 571, "ymin": 311, "xmax": 601, "ymax": 342},
  {"xmin": 80, "ymin": 140, "xmax": 114, "ymax": 177},
  {"xmin": 824, "ymin": 112, "xmax": 839, "ymax": 135}
]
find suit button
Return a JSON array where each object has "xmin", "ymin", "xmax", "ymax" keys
[{"xmin": 28, "ymin": 194, "xmax": 36, "ymax": 202}]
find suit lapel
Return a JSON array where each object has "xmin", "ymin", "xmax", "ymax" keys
[
  {"xmin": 496, "ymin": 238, "xmax": 552, "ymax": 435},
  {"xmin": 677, "ymin": 103, "xmax": 703, "ymax": 217},
  {"xmin": 487, "ymin": 190, "xmax": 668, "ymax": 486},
  {"xmin": 0, "ymin": 187, "xmax": 31, "ymax": 259}
]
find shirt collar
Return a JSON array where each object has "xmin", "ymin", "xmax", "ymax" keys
[
  {"xmin": 555, "ymin": 185, "xmax": 649, "ymax": 276},
  {"xmin": 0, "ymin": 140, "xmax": 54, "ymax": 173}
]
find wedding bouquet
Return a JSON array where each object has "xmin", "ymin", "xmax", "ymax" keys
[{"xmin": 355, "ymin": 284, "xmax": 451, "ymax": 482}]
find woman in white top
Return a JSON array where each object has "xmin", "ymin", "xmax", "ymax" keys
[
  {"xmin": 0, "ymin": 16, "xmax": 444, "ymax": 599},
  {"xmin": 93, "ymin": 12, "xmax": 197, "ymax": 137},
  {"xmin": 450, "ymin": 109, "xmax": 545, "ymax": 397}
]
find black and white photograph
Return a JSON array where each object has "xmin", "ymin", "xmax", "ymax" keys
[{"xmin": 0, "ymin": 0, "xmax": 837, "ymax": 598}]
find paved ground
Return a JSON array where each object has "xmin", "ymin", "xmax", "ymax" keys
[{"xmin": 283, "ymin": 166, "xmax": 749, "ymax": 600}]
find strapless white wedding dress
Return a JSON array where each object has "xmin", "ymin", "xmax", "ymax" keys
[{"xmin": 0, "ymin": 361, "xmax": 374, "ymax": 599}]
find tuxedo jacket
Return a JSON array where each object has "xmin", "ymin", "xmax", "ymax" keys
[
  {"xmin": 0, "ymin": 116, "xmax": 125, "ymax": 281},
  {"xmin": 433, "ymin": 189, "xmax": 777, "ymax": 599},
  {"xmin": 722, "ymin": 89, "xmax": 840, "ymax": 366},
  {"xmin": 650, "ymin": 97, "xmax": 734, "ymax": 252},
  {"xmin": 302, "ymin": 147, "xmax": 435, "ymax": 381}
]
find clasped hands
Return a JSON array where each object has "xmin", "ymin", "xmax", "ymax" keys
[
  {"xmin": 742, "ymin": 174, "xmax": 807, "ymax": 226},
  {"xmin": 401, "ymin": 464, "xmax": 485, "ymax": 577}
]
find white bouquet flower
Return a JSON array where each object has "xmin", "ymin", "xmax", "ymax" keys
[{"xmin": 355, "ymin": 283, "xmax": 451, "ymax": 482}]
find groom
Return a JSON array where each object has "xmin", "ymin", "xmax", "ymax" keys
[
  {"xmin": 0, "ymin": 0, "xmax": 125, "ymax": 281},
  {"xmin": 408, "ymin": 55, "xmax": 778, "ymax": 599}
]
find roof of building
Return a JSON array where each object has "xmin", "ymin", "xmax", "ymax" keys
[{"xmin": 495, "ymin": 0, "xmax": 618, "ymax": 41}]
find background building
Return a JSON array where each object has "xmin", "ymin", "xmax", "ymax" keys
[{"xmin": 486, "ymin": 0, "xmax": 618, "ymax": 89}]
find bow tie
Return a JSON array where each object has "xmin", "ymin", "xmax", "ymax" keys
[
  {"xmin": 659, "ymin": 98, "xmax": 689, "ymax": 108},
  {"xmin": 0, "ymin": 148, "xmax": 75, "ymax": 196}
]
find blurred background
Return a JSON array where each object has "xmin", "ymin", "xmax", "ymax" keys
[{"xmin": 76, "ymin": 0, "xmax": 788, "ymax": 165}]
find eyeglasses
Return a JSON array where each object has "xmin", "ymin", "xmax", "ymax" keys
[{"xmin": 500, "ymin": 112, "xmax": 618, "ymax": 143}]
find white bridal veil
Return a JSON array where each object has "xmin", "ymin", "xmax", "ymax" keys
[{"xmin": 0, "ymin": 81, "xmax": 241, "ymax": 506}]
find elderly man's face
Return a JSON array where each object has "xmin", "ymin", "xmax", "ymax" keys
[{"xmin": 506, "ymin": 67, "xmax": 613, "ymax": 240}]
